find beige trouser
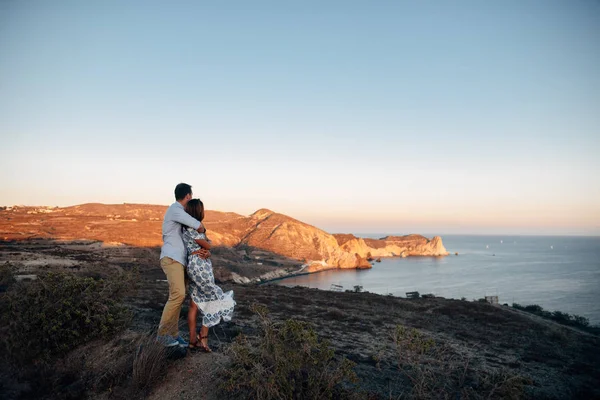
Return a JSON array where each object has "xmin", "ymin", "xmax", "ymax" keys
[{"xmin": 158, "ymin": 257, "xmax": 186, "ymax": 336}]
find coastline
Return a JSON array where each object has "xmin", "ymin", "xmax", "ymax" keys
[
  {"xmin": 257, "ymin": 253, "xmax": 452, "ymax": 286},
  {"xmin": 265, "ymin": 236, "xmax": 600, "ymax": 325},
  {"xmin": 257, "ymin": 270, "xmax": 316, "ymax": 285}
]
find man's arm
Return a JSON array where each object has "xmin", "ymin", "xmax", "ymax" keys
[{"xmin": 171, "ymin": 206, "xmax": 205, "ymax": 232}]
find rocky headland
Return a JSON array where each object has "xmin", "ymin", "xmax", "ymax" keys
[{"xmin": 0, "ymin": 204, "xmax": 448, "ymax": 282}]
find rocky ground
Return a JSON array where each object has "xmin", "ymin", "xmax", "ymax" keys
[
  {"xmin": 133, "ymin": 283, "xmax": 600, "ymax": 399},
  {"xmin": 0, "ymin": 238, "xmax": 302, "ymax": 285},
  {"xmin": 2, "ymin": 238, "xmax": 599, "ymax": 399}
]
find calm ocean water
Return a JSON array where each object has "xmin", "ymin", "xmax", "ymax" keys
[{"xmin": 273, "ymin": 235, "xmax": 600, "ymax": 324}]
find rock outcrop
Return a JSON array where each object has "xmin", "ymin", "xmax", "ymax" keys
[
  {"xmin": 350, "ymin": 234, "xmax": 448, "ymax": 257},
  {"xmin": 240, "ymin": 209, "xmax": 364, "ymax": 270}
]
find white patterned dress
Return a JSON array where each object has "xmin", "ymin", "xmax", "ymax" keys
[{"xmin": 182, "ymin": 227, "xmax": 235, "ymax": 327}]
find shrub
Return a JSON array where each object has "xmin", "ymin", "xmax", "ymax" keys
[
  {"xmin": 573, "ymin": 315, "xmax": 590, "ymax": 327},
  {"xmin": 482, "ymin": 369, "xmax": 532, "ymax": 400},
  {"xmin": 393, "ymin": 325, "xmax": 435, "ymax": 357},
  {"xmin": 222, "ymin": 304, "xmax": 358, "ymax": 399},
  {"xmin": 353, "ymin": 285, "xmax": 363, "ymax": 293},
  {"xmin": 325, "ymin": 307, "xmax": 346, "ymax": 321},
  {"xmin": 0, "ymin": 271, "xmax": 134, "ymax": 364},
  {"xmin": 0, "ymin": 262, "xmax": 15, "ymax": 291},
  {"xmin": 512, "ymin": 303, "xmax": 596, "ymax": 332},
  {"xmin": 524, "ymin": 304, "xmax": 544, "ymax": 313}
]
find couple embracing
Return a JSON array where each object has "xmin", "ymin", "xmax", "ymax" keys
[{"xmin": 157, "ymin": 183, "xmax": 235, "ymax": 352}]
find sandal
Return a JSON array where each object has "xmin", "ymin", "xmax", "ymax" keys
[
  {"xmin": 198, "ymin": 334, "xmax": 212, "ymax": 353},
  {"xmin": 188, "ymin": 337, "xmax": 203, "ymax": 351}
]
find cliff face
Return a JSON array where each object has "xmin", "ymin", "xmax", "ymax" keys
[
  {"xmin": 0, "ymin": 204, "xmax": 448, "ymax": 273},
  {"xmin": 240, "ymin": 209, "xmax": 361, "ymax": 271},
  {"xmin": 338, "ymin": 234, "xmax": 449, "ymax": 258}
]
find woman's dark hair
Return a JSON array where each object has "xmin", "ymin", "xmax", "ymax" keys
[
  {"xmin": 185, "ymin": 199, "xmax": 204, "ymax": 222},
  {"xmin": 174, "ymin": 183, "xmax": 192, "ymax": 201}
]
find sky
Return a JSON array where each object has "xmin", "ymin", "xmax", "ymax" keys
[{"xmin": 0, "ymin": 1, "xmax": 599, "ymax": 235}]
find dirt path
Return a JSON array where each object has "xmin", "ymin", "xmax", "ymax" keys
[{"xmin": 147, "ymin": 352, "xmax": 229, "ymax": 400}]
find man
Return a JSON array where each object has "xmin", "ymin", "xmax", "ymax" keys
[{"xmin": 157, "ymin": 183, "xmax": 210, "ymax": 347}]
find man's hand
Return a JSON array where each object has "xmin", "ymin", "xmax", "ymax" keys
[{"xmin": 191, "ymin": 248, "xmax": 211, "ymax": 259}]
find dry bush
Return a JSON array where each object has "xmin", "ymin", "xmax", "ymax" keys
[
  {"xmin": 221, "ymin": 303, "xmax": 360, "ymax": 400},
  {"xmin": 0, "ymin": 262, "xmax": 15, "ymax": 290},
  {"xmin": 482, "ymin": 369, "xmax": 532, "ymax": 400},
  {"xmin": 0, "ymin": 270, "xmax": 136, "ymax": 365},
  {"xmin": 325, "ymin": 307, "xmax": 347, "ymax": 321},
  {"xmin": 0, "ymin": 268, "xmax": 144, "ymax": 399}
]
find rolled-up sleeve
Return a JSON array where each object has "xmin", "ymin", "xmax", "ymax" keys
[{"xmin": 171, "ymin": 206, "xmax": 201, "ymax": 230}]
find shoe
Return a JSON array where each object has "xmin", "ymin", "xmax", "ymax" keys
[
  {"xmin": 156, "ymin": 335, "xmax": 179, "ymax": 347},
  {"xmin": 175, "ymin": 336, "xmax": 189, "ymax": 347}
]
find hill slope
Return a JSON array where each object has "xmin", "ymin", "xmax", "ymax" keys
[{"xmin": 0, "ymin": 204, "xmax": 447, "ymax": 276}]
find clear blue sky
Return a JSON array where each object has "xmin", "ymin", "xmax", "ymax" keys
[{"xmin": 1, "ymin": 0, "xmax": 599, "ymax": 235}]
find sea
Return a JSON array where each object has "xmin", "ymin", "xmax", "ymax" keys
[{"xmin": 272, "ymin": 235, "xmax": 600, "ymax": 324}]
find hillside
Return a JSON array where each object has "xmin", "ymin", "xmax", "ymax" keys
[{"xmin": 0, "ymin": 204, "xmax": 448, "ymax": 282}]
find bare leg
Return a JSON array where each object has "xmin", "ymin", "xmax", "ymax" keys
[{"xmin": 188, "ymin": 299, "xmax": 198, "ymax": 345}]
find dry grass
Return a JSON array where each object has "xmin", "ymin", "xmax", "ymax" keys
[
  {"xmin": 132, "ymin": 335, "xmax": 170, "ymax": 392},
  {"xmin": 387, "ymin": 324, "xmax": 531, "ymax": 400},
  {"xmin": 0, "ymin": 293, "xmax": 173, "ymax": 400},
  {"xmin": 51, "ymin": 331, "xmax": 173, "ymax": 399}
]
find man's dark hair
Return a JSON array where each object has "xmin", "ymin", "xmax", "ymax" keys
[{"xmin": 174, "ymin": 183, "xmax": 192, "ymax": 201}]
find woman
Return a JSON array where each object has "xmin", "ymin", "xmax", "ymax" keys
[{"xmin": 183, "ymin": 199, "xmax": 235, "ymax": 352}]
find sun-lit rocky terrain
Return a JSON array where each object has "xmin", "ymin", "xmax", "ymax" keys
[{"xmin": 0, "ymin": 203, "xmax": 447, "ymax": 282}]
